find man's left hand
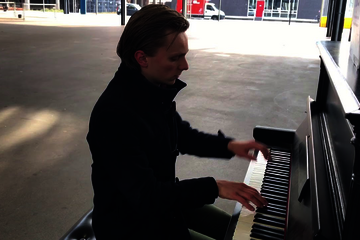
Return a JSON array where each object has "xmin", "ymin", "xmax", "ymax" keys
[{"xmin": 228, "ymin": 140, "xmax": 269, "ymax": 160}]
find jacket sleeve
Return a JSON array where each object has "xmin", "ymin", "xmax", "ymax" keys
[
  {"xmin": 176, "ymin": 112, "xmax": 235, "ymax": 159},
  {"xmin": 88, "ymin": 108, "xmax": 219, "ymax": 218}
]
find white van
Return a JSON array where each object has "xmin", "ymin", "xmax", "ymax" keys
[{"xmin": 204, "ymin": 3, "xmax": 225, "ymax": 20}]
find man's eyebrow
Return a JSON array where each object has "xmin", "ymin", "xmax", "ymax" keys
[{"xmin": 169, "ymin": 50, "xmax": 189, "ymax": 56}]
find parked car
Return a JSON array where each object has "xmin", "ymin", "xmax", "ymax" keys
[{"xmin": 117, "ymin": 3, "xmax": 141, "ymax": 16}]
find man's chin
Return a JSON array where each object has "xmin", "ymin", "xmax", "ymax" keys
[{"xmin": 165, "ymin": 78, "xmax": 177, "ymax": 85}]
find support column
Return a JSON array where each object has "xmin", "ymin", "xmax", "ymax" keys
[
  {"xmin": 121, "ymin": 0, "xmax": 125, "ymax": 25},
  {"xmin": 80, "ymin": 0, "xmax": 85, "ymax": 13},
  {"xmin": 182, "ymin": 0, "xmax": 186, "ymax": 17},
  {"xmin": 24, "ymin": 0, "xmax": 30, "ymax": 10}
]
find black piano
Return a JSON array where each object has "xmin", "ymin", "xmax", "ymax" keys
[{"xmin": 224, "ymin": 41, "xmax": 360, "ymax": 240}]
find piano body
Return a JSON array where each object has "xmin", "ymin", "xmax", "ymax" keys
[{"xmin": 225, "ymin": 41, "xmax": 360, "ymax": 240}]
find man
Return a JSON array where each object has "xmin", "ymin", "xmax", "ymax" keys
[{"xmin": 87, "ymin": 4, "xmax": 269, "ymax": 240}]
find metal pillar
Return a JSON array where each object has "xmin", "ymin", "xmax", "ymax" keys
[
  {"xmin": 332, "ymin": 0, "xmax": 347, "ymax": 41},
  {"xmin": 80, "ymin": 0, "xmax": 85, "ymax": 14},
  {"xmin": 182, "ymin": 0, "xmax": 186, "ymax": 17},
  {"xmin": 121, "ymin": 0, "xmax": 125, "ymax": 25},
  {"xmin": 64, "ymin": 0, "xmax": 69, "ymax": 14},
  {"xmin": 326, "ymin": 0, "xmax": 334, "ymax": 37},
  {"xmin": 288, "ymin": 0, "xmax": 293, "ymax": 25},
  {"xmin": 218, "ymin": 0, "xmax": 222, "ymax": 21}
]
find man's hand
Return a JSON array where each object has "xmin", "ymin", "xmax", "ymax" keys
[
  {"xmin": 216, "ymin": 180, "xmax": 267, "ymax": 211},
  {"xmin": 227, "ymin": 140, "xmax": 269, "ymax": 160}
]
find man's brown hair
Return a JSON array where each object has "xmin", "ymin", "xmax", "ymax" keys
[{"xmin": 117, "ymin": 4, "xmax": 189, "ymax": 70}]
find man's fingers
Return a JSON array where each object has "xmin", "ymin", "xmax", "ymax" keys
[
  {"xmin": 246, "ymin": 154, "xmax": 257, "ymax": 161},
  {"xmin": 237, "ymin": 196, "xmax": 255, "ymax": 211},
  {"xmin": 249, "ymin": 141, "xmax": 270, "ymax": 160},
  {"xmin": 241, "ymin": 190, "xmax": 268, "ymax": 208},
  {"xmin": 237, "ymin": 185, "xmax": 268, "ymax": 209}
]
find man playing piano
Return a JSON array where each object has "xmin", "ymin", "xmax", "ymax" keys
[{"xmin": 86, "ymin": 4, "xmax": 269, "ymax": 240}]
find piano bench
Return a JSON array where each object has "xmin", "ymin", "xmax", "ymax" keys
[{"xmin": 60, "ymin": 209, "xmax": 96, "ymax": 240}]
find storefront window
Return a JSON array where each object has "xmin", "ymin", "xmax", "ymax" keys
[
  {"xmin": 248, "ymin": 0, "xmax": 256, "ymax": 16},
  {"xmin": 248, "ymin": 0, "xmax": 299, "ymax": 18}
]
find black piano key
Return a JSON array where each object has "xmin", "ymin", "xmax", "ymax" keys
[
  {"xmin": 261, "ymin": 183, "xmax": 288, "ymax": 190},
  {"xmin": 264, "ymin": 174, "xmax": 289, "ymax": 181},
  {"xmin": 267, "ymin": 160, "xmax": 290, "ymax": 166},
  {"xmin": 270, "ymin": 151, "xmax": 291, "ymax": 157},
  {"xmin": 255, "ymin": 213, "xmax": 286, "ymax": 225},
  {"xmin": 261, "ymin": 182, "xmax": 288, "ymax": 189},
  {"xmin": 263, "ymin": 204, "xmax": 287, "ymax": 212},
  {"xmin": 261, "ymin": 190, "xmax": 288, "ymax": 198},
  {"xmin": 251, "ymin": 225, "xmax": 285, "ymax": 238},
  {"xmin": 264, "ymin": 171, "xmax": 289, "ymax": 179},
  {"xmin": 262, "ymin": 180, "xmax": 287, "ymax": 188},
  {"xmin": 261, "ymin": 179, "xmax": 289, "ymax": 188},
  {"xmin": 266, "ymin": 202, "xmax": 287, "ymax": 210},
  {"xmin": 261, "ymin": 192, "xmax": 287, "ymax": 202},
  {"xmin": 265, "ymin": 168, "xmax": 289, "ymax": 175},
  {"xmin": 262, "ymin": 181, "xmax": 289, "ymax": 188},
  {"xmin": 265, "ymin": 168, "xmax": 289, "ymax": 174},
  {"xmin": 259, "ymin": 207, "xmax": 286, "ymax": 217},
  {"xmin": 263, "ymin": 196, "xmax": 288, "ymax": 205},
  {"xmin": 266, "ymin": 165, "xmax": 289, "ymax": 171},
  {"xmin": 256, "ymin": 207, "xmax": 287, "ymax": 218},
  {"xmin": 270, "ymin": 149, "xmax": 291, "ymax": 157},
  {"xmin": 270, "ymin": 154, "xmax": 290, "ymax": 159},
  {"xmin": 253, "ymin": 215, "xmax": 286, "ymax": 228},
  {"xmin": 269, "ymin": 159, "xmax": 290, "ymax": 165},
  {"xmin": 250, "ymin": 230, "xmax": 284, "ymax": 240},
  {"xmin": 263, "ymin": 178, "xmax": 288, "ymax": 186},
  {"xmin": 252, "ymin": 223, "xmax": 285, "ymax": 235},
  {"xmin": 250, "ymin": 231, "xmax": 284, "ymax": 240},
  {"xmin": 270, "ymin": 154, "xmax": 290, "ymax": 158},
  {"xmin": 261, "ymin": 188, "xmax": 288, "ymax": 196},
  {"xmin": 264, "ymin": 172, "xmax": 289, "ymax": 179},
  {"xmin": 270, "ymin": 153, "xmax": 290, "ymax": 158},
  {"xmin": 267, "ymin": 162, "xmax": 290, "ymax": 169},
  {"xmin": 265, "ymin": 165, "xmax": 289, "ymax": 171},
  {"xmin": 255, "ymin": 212, "xmax": 286, "ymax": 221},
  {"xmin": 263, "ymin": 176, "xmax": 289, "ymax": 186},
  {"xmin": 261, "ymin": 192, "xmax": 288, "ymax": 199},
  {"xmin": 266, "ymin": 164, "xmax": 290, "ymax": 170},
  {"xmin": 260, "ymin": 186, "xmax": 288, "ymax": 194}
]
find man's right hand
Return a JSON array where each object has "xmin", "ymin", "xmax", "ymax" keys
[{"xmin": 216, "ymin": 180, "xmax": 267, "ymax": 211}]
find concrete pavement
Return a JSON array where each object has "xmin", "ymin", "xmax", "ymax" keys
[{"xmin": 0, "ymin": 15, "xmax": 348, "ymax": 239}]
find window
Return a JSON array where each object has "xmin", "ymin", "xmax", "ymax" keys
[
  {"xmin": 247, "ymin": 0, "xmax": 299, "ymax": 18},
  {"xmin": 206, "ymin": 5, "xmax": 214, "ymax": 11}
]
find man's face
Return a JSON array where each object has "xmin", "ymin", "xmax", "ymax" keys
[{"xmin": 142, "ymin": 32, "xmax": 189, "ymax": 85}]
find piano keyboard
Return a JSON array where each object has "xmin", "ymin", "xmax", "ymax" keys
[{"xmin": 233, "ymin": 149, "xmax": 291, "ymax": 240}]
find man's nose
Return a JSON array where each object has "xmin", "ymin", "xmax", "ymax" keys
[{"xmin": 180, "ymin": 57, "xmax": 189, "ymax": 71}]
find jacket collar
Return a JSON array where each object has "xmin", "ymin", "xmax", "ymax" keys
[{"xmin": 116, "ymin": 63, "xmax": 187, "ymax": 104}]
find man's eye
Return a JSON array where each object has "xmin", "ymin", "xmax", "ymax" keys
[{"xmin": 170, "ymin": 57, "xmax": 179, "ymax": 61}]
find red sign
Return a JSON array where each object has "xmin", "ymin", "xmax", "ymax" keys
[{"xmin": 256, "ymin": 0, "xmax": 265, "ymax": 18}]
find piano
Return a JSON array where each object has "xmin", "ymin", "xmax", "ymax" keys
[{"xmin": 224, "ymin": 41, "xmax": 360, "ymax": 240}]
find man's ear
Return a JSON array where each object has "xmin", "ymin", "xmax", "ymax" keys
[{"xmin": 134, "ymin": 50, "xmax": 148, "ymax": 68}]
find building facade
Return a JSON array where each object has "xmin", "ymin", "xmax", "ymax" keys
[{"xmin": 208, "ymin": 0, "xmax": 322, "ymax": 20}]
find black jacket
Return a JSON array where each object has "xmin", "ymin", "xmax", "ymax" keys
[{"xmin": 87, "ymin": 64, "xmax": 234, "ymax": 239}]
